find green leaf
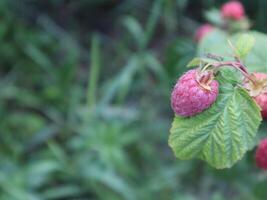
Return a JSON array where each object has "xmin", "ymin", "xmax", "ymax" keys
[
  {"xmin": 186, "ymin": 58, "xmax": 202, "ymax": 67},
  {"xmin": 244, "ymin": 31, "xmax": 267, "ymax": 73},
  {"xmin": 122, "ymin": 16, "xmax": 144, "ymax": 47},
  {"xmin": 169, "ymin": 74, "xmax": 262, "ymax": 169},
  {"xmin": 197, "ymin": 31, "xmax": 267, "ymax": 73},
  {"xmin": 186, "ymin": 57, "xmax": 217, "ymax": 68},
  {"xmin": 197, "ymin": 29, "xmax": 233, "ymax": 60},
  {"xmin": 233, "ymin": 34, "xmax": 255, "ymax": 59},
  {"xmin": 88, "ymin": 34, "xmax": 101, "ymax": 108},
  {"xmin": 218, "ymin": 68, "xmax": 242, "ymax": 85}
]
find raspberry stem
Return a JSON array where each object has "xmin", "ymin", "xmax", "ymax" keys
[{"xmin": 212, "ymin": 61, "xmax": 257, "ymax": 85}]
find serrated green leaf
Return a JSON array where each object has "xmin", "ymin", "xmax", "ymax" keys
[
  {"xmin": 234, "ymin": 34, "xmax": 255, "ymax": 59},
  {"xmin": 169, "ymin": 74, "xmax": 262, "ymax": 169}
]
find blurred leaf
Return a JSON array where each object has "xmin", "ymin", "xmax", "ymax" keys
[
  {"xmin": 233, "ymin": 33, "xmax": 255, "ymax": 59},
  {"xmin": 197, "ymin": 29, "xmax": 230, "ymax": 59},
  {"xmin": 42, "ymin": 185, "xmax": 84, "ymax": 199},
  {"xmin": 24, "ymin": 44, "xmax": 54, "ymax": 75},
  {"xmin": 187, "ymin": 57, "xmax": 203, "ymax": 67},
  {"xmin": 253, "ymin": 179, "xmax": 267, "ymax": 200},
  {"xmin": 47, "ymin": 141, "xmax": 67, "ymax": 167},
  {"xmin": 123, "ymin": 16, "xmax": 144, "ymax": 48},
  {"xmin": 88, "ymin": 34, "xmax": 101, "ymax": 108},
  {"xmin": 27, "ymin": 160, "xmax": 60, "ymax": 188},
  {"xmin": 101, "ymin": 56, "xmax": 138, "ymax": 105},
  {"xmin": 204, "ymin": 9, "xmax": 223, "ymax": 26},
  {"xmin": 143, "ymin": 0, "xmax": 162, "ymax": 48},
  {"xmin": 143, "ymin": 52, "xmax": 167, "ymax": 80},
  {"xmin": 83, "ymin": 165, "xmax": 136, "ymax": 200},
  {"xmin": 165, "ymin": 38, "xmax": 195, "ymax": 78},
  {"xmin": 198, "ymin": 31, "xmax": 267, "ymax": 73},
  {"xmin": 243, "ymin": 31, "xmax": 267, "ymax": 73},
  {"xmin": 25, "ymin": 125, "xmax": 59, "ymax": 152}
]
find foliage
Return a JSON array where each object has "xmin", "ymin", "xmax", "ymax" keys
[
  {"xmin": 169, "ymin": 68, "xmax": 262, "ymax": 168},
  {"xmin": 1, "ymin": 0, "xmax": 267, "ymax": 200},
  {"xmin": 198, "ymin": 30, "xmax": 267, "ymax": 73}
]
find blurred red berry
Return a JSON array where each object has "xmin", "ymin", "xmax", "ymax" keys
[
  {"xmin": 256, "ymin": 138, "xmax": 267, "ymax": 170},
  {"xmin": 252, "ymin": 73, "xmax": 267, "ymax": 119},
  {"xmin": 171, "ymin": 69, "xmax": 219, "ymax": 117},
  {"xmin": 195, "ymin": 24, "xmax": 214, "ymax": 42},
  {"xmin": 221, "ymin": 1, "xmax": 245, "ymax": 20}
]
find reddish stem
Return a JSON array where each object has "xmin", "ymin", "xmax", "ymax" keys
[{"xmin": 212, "ymin": 61, "xmax": 256, "ymax": 85}]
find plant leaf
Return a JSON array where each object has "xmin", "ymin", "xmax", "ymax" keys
[
  {"xmin": 244, "ymin": 31, "xmax": 267, "ymax": 73},
  {"xmin": 204, "ymin": 9, "xmax": 223, "ymax": 26},
  {"xmin": 186, "ymin": 57, "xmax": 202, "ymax": 67},
  {"xmin": 169, "ymin": 73, "xmax": 262, "ymax": 169},
  {"xmin": 198, "ymin": 29, "xmax": 234, "ymax": 62},
  {"xmin": 197, "ymin": 31, "xmax": 267, "ymax": 73},
  {"xmin": 186, "ymin": 57, "xmax": 217, "ymax": 68},
  {"xmin": 234, "ymin": 34, "xmax": 255, "ymax": 59}
]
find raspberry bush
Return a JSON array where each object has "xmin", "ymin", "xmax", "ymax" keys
[
  {"xmin": 169, "ymin": 34, "xmax": 265, "ymax": 169},
  {"xmin": 200, "ymin": 0, "xmax": 250, "ymax": 37}
]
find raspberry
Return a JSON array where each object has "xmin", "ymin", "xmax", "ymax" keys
[
  {"xmin": 246, "ymin": 73, "xmax": 267, "ymax": 118},
  {"xmin": 195, "ymin": 24, "xmax": 214, "ymax": 42},
  {"xmin": 171, "ymin": 69, "xmax": 219, "ymax": 117},
  {"xmin": 221, "ymin": 1, "xmax": 245, "ymax": 21},
  {"xmin": 255, "ymin": 138, "xmax": 267, "ymax": 170}
]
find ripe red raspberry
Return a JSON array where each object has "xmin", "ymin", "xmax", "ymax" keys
[
  {"xmin": 255, "ymin": 138, "xmax": 267, "ymax": 170},
  {"xmin": 221, "ymin": 1, "xmax": 245, "ymax": 21},
  {"xmin": 194, "ymin": 24, "xmax": 214, "ymax": 43},
  {"xmin": 171, "ymin": 69, "xmax": 219, "ymax": 117},
  {"xmin": 246, "ymin": 73, "xmax": 267, "ymax": 118}
]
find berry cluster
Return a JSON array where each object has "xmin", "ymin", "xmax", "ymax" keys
[
  {"xmin": 171, "ymin": 59, "xmax": 267, "ymax": 170},
  {"xmin": 195, "ymin": 1, "xmax": 247, "ymax": 42},
  {"xmin": 221, "ymin": 1, "xmax": 245, "ymax": 21}
]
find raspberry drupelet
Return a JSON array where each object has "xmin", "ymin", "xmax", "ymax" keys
[
  {"xmin": 171, "ymin": 69, "xmax": 219, "ymax": 117},
  {"xmin": 221, "ymin": 1, "xmax": 245, "ymax": 21}
]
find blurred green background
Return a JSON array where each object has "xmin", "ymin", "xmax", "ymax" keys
[{"xmin": 1, "ymin": 0, "xmax": 267, "ymax": 199}]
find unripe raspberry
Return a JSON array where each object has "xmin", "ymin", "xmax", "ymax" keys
[
  {"xmin": 221, "ymin": 1, "xmax": 245, "ymax": 21},
  {"xmin": 246, "ymin": 73, "xmax": 267, "ymax": 119},
  {"xmin": 256, "ymin": 138, "xmax": 267, "ymax": 170},
  {"xmin": 171, "ymin": 69, "xmax": 219, "ymax": 117},
  {"xmin": 195, "ymin": 24, "xmax": 214, "ymax": 42}
]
